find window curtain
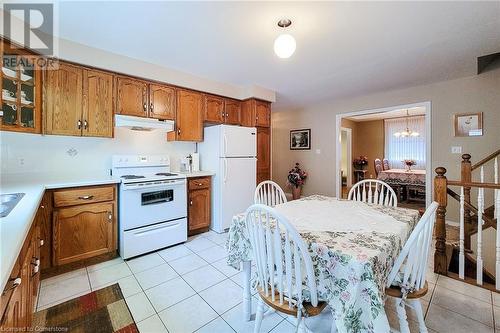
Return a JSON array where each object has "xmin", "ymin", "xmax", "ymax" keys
[{"xmin": 384, "ymin": 116, "xmax": 426, "ymax": 169}]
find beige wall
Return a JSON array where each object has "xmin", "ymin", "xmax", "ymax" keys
[
  {"xmin": 272, "ymin": 66, "xmax": 500, "ymax": 198},
  {"xmin": 353, "ymin": 120, "xmax": 385, "ymax": 179}
]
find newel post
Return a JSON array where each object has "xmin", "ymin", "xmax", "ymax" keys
[
  {"xmin": 461, "ymin": 154, "xmax": 472, "ymax": 250},
  {"xmin": 434, "ymin": 167, "xmax": 448, "ymax": 275}
]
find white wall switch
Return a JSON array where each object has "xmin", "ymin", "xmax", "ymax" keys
[
  {"xmin": 315, "ymin": 149, "xmax": 321, "ymax": 154},
  {"xmin": 451, "ymin": 146, "xmax": 462, "ymax": 154}
]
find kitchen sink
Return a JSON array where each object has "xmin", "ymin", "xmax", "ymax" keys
[{"xmin": 0, "ymin": 193, "xmax": 25, "ymax": 218}]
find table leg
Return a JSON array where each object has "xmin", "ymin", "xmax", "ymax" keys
[{"xmin": 242, "ymin": 260, "xmax": 252, "ymax": 321}]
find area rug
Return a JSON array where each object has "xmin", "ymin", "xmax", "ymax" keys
[{"xmin": 33, "ymin": 283, "xmax": 138, "ymax": 333}]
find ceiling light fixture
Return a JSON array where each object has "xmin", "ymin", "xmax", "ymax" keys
[
  {"xmin": 274, "ymin": 18, "xmax": 296, "ymax": 59},
  {"xmin": 394, "ymin": 109, "xmax": 420, "ymax": 138}
]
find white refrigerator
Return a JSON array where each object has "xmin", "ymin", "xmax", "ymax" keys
[{"xmin": 198, "ymin": 125, "xmax": 257, "ymax": 233}]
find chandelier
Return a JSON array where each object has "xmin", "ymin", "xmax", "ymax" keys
[{"xmin": 394, "ymin": 109, "xmax": 420, "ymax": 138}]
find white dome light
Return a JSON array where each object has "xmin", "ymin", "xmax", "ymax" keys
[{"xmin": 274, "ymin": 34, "xmax": 296, "ymax": 59}]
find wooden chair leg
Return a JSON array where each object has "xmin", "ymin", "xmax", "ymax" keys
[
  {"xmin": 395, "ymin": 298, "xmax": 411, "ymax": 333},
  {"xmin": 408, "ymin": 299, "xmax": 428, "ymax": 333},
  {"xmin": 254, "ymin": 298, "xmax": 265, "ymax": 333}
]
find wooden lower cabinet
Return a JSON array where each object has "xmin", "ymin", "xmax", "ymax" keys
[
  {"xmin": 188, "ymin": 177, "xmax": 211, "ymax": 235},
  {"xmin": 52, "ymin": 186, "xmax": 117, "ymax": 266},
  {"xmin": 1, "ymin": 216, "xmax": 41, "ymax": 330}
]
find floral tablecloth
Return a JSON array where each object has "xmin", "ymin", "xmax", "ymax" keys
[
  {"xmin": 226, "ymin": 195, "xmax": 420, "ymax": 333},
  {"xmin": 377, "ymin": 168, "xmax": 426, "ymax": 186}
]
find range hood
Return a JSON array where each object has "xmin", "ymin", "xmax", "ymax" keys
[{"xmin": 115, "ymin": 115, "xmax": 174, "ymax": 131}]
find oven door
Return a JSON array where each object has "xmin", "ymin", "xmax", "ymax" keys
[{"xmin": 119, "ymin": 179, "xmax": 187, "ymax": 230}]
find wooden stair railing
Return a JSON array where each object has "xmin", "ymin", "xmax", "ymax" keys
[{"xmin": 434, "ymin": 149, "xmax": 500, "ymax": 291}]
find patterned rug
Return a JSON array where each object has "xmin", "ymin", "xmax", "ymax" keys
[{"xmin": 33, "ymin": 284, "xmax": 138, "ymax": 333}]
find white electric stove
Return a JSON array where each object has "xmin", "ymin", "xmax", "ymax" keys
[{"xmin": 112, "ymin": 155, "xmax": 187, "ymax": 259}]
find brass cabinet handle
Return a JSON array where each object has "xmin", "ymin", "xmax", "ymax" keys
[
  {"xmin": 40, "ymin": 239, "xmax": 44, "ymax": 246},
  {"xmin": 84, "ymin": 120, "xmax": 88, "ymax": 129},
  {"xmin": 77, "ymin": 195, "xmax": 94, "ymax": 200},
  {"xmin": 190, "ymin": 200, "xmax": 193, "ymax": 206},
  {"xmin": 77, "ymin": 119, "xmax": 82, "ymax": 129},
  {"xmin": 150, "ymin": 102, "xmax": 154, "ymax": 112},
  {"xmin": 177, "ymin": 128, "xmax": 181, "ymax": 135},
  {"xmin": 197, "ymin": 183, "xmax": 203, "ymax": 186},
  {"xmin": 108, "ymin": 212, "xmax": 112, "ymax": 221},
  {"xmin": 143, "ymin": 103, "xmax": 147, "ymax": 112},
  {"xmin": 5, "ymin": 277, "xmax": 21, "ymax": 291}
]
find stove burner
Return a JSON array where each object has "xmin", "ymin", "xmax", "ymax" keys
[
  {"xmin": 121, "ymin": 175, "xmax": 146, "ymax": 180},
  {"xmin": 155, "ymin": 172, "xmax": 178, "ymax": 177}
]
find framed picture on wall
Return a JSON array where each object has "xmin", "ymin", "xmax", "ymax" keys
[
  {"xmin": 290, "ymin": 129, "xmax": 311, "ymax": 150},
  {"xmin": 454, "ymin": 112, "xmax": 483, "ymax": 137}
]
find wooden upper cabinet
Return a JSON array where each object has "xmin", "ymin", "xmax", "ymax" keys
[
  {"xmin": 241, "ymin": 98, "xmax": 271, "ymax": 128},
  {"xmin": 204, "ymin": 95, "xmax": 224, "ymax": 123},
  {"xmin": 115, "ymin": 76, "xmax": 148, "ymax": 117},
  {"xmin": 170, "ymin": 89, "xmax": 203, "ymax": 142},
  {"xmin": 43, "ymin": 62, "xmax": 83, "ymax": 136},
  {"xmin": 255, "ymin": 100, "xmax": 271, "ymax": 127},
  {"xmin": 82, "ymin": 69, "xmax": 114, "ymax": 137},
  {"xmin": 224, "ymin": 99, "xmax": 241, "ymax": 125},
  {"xmin": 149, "ymin": 84, "xmax": 175, "ymax": 120}
]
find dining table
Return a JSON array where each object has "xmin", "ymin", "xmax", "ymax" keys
[
  {"xmin": 377, "ymin": 168, "xmax": 426, "ymax": 186},
  {"xmin": 226, "ymin": 195, "xmax": 421, "ymax": 333}
]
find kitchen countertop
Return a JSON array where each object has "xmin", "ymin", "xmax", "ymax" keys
[
  {"xmin": 0, "ymin": 172, "xmax": 121, "ymax": 291},
  {"xmin": 178, "ymin": 171, "xmax": 215, "ymax": 178}
]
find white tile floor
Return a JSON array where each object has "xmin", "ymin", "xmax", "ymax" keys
[{"xmin": 36, "ymin": 231, "xmax": 500, "ymax": 333}]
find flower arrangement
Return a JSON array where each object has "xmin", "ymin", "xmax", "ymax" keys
[
  {"xmin": 403, "ymin": 159, "xmax": 416, "ymax": 171},
  {"xmin": 287, "ymin": 163, "xmax": 308, "ymax": 188},
  {"xmin": 353, "ymin": 156, "xmax": 368, "ymax": 169}
]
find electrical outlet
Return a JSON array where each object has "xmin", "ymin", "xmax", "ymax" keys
[{"xmin": 451, "ymin": 146, "xmax": 462, "ymax": 154}]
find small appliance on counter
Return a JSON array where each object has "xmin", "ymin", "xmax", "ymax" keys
[{"xmin": 112, "ymin": 155, "xmax": 187, "ymax": 259}]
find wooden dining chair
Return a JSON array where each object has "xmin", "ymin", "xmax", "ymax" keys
[
  {"xmin": 382, "ymin": 158, "xmax": 390, "ymax": 170},
  {"xmin": 374, "ymin": 158, "xmax": 383, "ymax": 176},
  {"xmin": 385, "ymin": 202, "xmax": 438, "ymax": 333},
  {"xmin": 347, "ymin": 179, "xmax": 398, "ymax": 207},
  {"xmin": 254, "ymin": 180, "xmax": 287, "ymax": 207},
  {"xmin": 244, "ymin": 204, "xmax": 333, "ymax": 333}
]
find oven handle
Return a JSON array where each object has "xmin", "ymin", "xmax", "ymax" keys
[
  {"xmin": 133, "ymin": 222, "xmax": 181, "ymax": 236},
  {"xmin": 143, "ymin": 197, "xmax": 172, "ymax": 205}
]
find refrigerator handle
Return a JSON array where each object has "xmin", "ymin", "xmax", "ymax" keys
[
  {"xmin": 223, "ymin": 159, "xmax": 228, "ymax": 183},
  {"xmin": 223, "ymin": 133, "xmax": 228, "ymax": 156}
]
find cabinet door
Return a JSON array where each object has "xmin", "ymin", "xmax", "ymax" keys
[
  {"xmin": 37, "ymin": 192, "xmax": 52, "ymax": 271},
  {"xmin": 53, "ymin": 202, "xmax": 115, "ymax": 266},
  {"xmin": 149, "ymin": 84, "xmax": 175, "ymax": 120},
  {"xmin": 43, "ymin": 62, "xmax": 83, "ymax": 136},
  {"xmin": 176, "ymin": 90, "xmax": 203, "ymax": 141},
  {"xmin": 188, "ymin": 188, "xmax": 210, "ymax": 232},
  {"xmin": 224, "ymin": 99, "xmax": 241, "ymax": 125},
  {"xmin": 240, "ymin": 99, "xmax": 256, "ymax": 127},
  {"xmin": 82, "ymin": 69, "xmax": 114, "ymax": 138},
  {"xmin": 204, "ymin": 95, "xmax": 224, "ymax": 123},
  {"xmin": 0, "ymin": 282, "xmax": 23, "ymax": 329},
  {"xmin": 255, "ymin": 100, "xmax": 271, "ymax": 127},
  {"xmin": 256, "ymin": 127, "xmax": 271, "ymax": 184},
  {"xmin": 115, "ymin": 77, "xmax": 148, "ymax": 117}
]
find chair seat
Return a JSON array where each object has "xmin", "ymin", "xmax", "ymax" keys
[
  {"xmin": 386, "ymin": 281, "xmax": 428, "ymax": 299},
  {"xmin": 257, "ymin": 289, "xmax": 327, "ymax": 317}
]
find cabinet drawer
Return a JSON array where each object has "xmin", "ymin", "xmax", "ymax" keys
[
  {"xmin": 53, "ymin": 185, "xmax": 115, "ymax": 207},
  {"xmin": 188, "ymin": 177, "xmax": 211, "ymax": 190}
]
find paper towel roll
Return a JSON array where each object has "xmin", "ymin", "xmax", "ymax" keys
[{"xmin": 192, "ymin": 153, "xmax": 200, "ymax": 172}]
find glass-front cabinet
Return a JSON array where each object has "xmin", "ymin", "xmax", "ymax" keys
[{"xmin": 1, "ymin": 40, "xmax": 42, "ymax": 133}]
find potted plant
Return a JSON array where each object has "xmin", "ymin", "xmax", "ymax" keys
[
  {"xmin": 287, "ymin": 163, "xmax": 308, "ymax": 200},
  {"xmin": 353, "ymin": 156, "xmax": 368, "ymax": 170},
  {"xmin": 403, "ymin": 159, "xmax": 416, "ymax": 172}
]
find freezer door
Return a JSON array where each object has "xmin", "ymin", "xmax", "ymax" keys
[
  {"xmin": 219, "ymin": 157, "xmax": 256, "ymax": 231},
  {"xmin": 221, "ymin": 125, "xmax": 257, "ymax": 157}
]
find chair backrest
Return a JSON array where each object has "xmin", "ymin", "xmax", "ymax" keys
[
  {"xmin": 347, "ymin": 179, "xmax": 398, "ymax": 207},
  {"xmin": 387, "ymin": 202, "xmax": 439, "ymax": 290},
  {"xmin": 244, "ymin": 204, "xmax": 319, "ymax": 310},
  {"xmin": 382, "ymin": 158, "xmax": 390, "ymax": 171},
  {"xmin": 374, "ymin": 159, "xmax": 383, "ymax": 176},
  {"xmin": 254, "ymin": 181, "xmax": 287, "ymax": 207}
]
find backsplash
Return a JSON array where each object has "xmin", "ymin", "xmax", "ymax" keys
[{"xmin": 0, "ymin": 128, "xmax": 196, "ymax": 175}]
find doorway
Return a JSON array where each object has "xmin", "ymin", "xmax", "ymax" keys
[{"xmin": 335, "ymin": 102, "xmax": 432, "ymax": 208}]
